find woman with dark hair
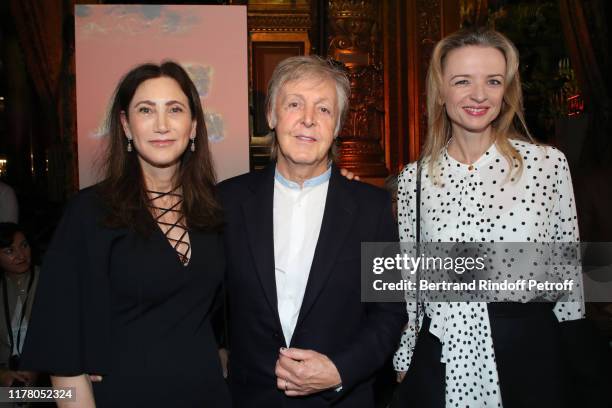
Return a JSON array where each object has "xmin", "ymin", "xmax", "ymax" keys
[
  {"xmin": 20, "ymin": 62, "xmax": 230, "ymax": 407},
  {"xmin": 0, "ymin": 223, "xmax": 38, "ymax": 391}
]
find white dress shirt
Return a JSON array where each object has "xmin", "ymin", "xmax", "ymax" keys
[{"xmin": 273, "ymin": 166, "xmax": 331, "ymax": 346}]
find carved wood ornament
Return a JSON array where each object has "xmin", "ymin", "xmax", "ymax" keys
[{"xmin": 328, "ymin": 0, "xmax": 388, "ymax": 178}]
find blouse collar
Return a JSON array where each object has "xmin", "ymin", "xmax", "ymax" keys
[{"xmin": 443, "ymin": 139, "xmax": 499, "ymax": 174}]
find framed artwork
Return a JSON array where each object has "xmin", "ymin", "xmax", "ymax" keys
[{"xmin": 75, "ymin": 4, "xmax": 249, "ymax": 187}]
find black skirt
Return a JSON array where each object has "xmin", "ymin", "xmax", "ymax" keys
[{"xmin": 390, "ymin": 303, "xmax": 611, "ymax": 408}]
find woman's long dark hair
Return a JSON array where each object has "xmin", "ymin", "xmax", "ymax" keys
[{"xmin": 99, "ymin": 61, "xmax": 222, "ymax": 233}]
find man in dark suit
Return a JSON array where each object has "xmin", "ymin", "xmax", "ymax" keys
[{"xmin": 218, "ymin": 55, "xmax": 406, "ymax": 408}]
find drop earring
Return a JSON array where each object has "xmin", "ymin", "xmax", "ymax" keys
[
  {"xmin": 190, "ymin": 136, "xmax": 196, "ymax": 152},
  {"xmin": 126, "ymin": 137, "xmax": 133, "ymax": 152}
]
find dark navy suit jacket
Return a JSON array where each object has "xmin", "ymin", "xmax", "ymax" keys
[{"xmin": 219, "ymin": 164, "xmax": 406, "ymax": 408}]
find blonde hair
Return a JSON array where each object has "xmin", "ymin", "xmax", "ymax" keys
[
  {"xmin": 266, "ymin": 55, "xmax": 351, "ymax": 160},
  {"xmin": 423, "ymin": 27, "xmax": 535, "ymax": 180}
]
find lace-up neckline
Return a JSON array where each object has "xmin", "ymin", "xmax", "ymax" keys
[{"xmin": 147, "ymin": 187, "xmax": 191, "ymax": 266}]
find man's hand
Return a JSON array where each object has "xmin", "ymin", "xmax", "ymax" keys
[{"xmin": 275, "ymin": 348, "xmax": 342, "ymax": 397}]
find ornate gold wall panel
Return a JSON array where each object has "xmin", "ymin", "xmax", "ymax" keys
[{"xmin": 328, "ymin": 0, "xmax": 388, "ymax": 178}]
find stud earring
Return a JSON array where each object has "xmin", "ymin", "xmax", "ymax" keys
[{"xmin": 190, "ymin": 137, "xmax": 196, "ymax": 152}]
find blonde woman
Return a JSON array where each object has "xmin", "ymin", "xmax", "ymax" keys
[{"xmin": 391, "ymin": 28, "xmax": 586, "ymax": 408}]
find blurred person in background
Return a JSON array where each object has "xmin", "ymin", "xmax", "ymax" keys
[
  {"xmin": 0, "ymin": 223, "xmax": 39, "ymax": 407},
  {"xmin": 0, "ymin": 182, "xmax": 18, "ymax": 223}
]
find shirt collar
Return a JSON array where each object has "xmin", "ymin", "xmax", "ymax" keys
[
  {"xmin": 274, "ymin": 165, "xmax": 332, "ymax": 190},
  {"xmin": 443, "ymin": 139, "xmax": 499, "ymax": 172}
]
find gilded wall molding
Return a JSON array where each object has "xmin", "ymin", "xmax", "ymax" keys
[{"xmin": 248, "ymin": 14, "xmax": 311, "ymax": 32}]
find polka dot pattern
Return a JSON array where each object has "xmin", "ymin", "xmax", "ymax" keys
[{"xmin": 392, "ymin": 140, "xmax": 584, "ymax": 407}]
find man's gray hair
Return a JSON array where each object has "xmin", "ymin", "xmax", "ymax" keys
[{"xmin": 266, "ymin": 55, "xmax": 351, "ymax": 138}]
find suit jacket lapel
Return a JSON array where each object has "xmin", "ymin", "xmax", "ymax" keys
[
  {"xmin": 241, "ymin": 165, "xmax": 281, "ymax": 326},
  {"xmin": 295, "ymin": 166, "xmax": 357, "ymax": 330}
]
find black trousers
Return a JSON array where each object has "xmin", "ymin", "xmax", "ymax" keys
[{"xmin": 390, "ymin": 303, "xmax": 587, "ymax": 408}]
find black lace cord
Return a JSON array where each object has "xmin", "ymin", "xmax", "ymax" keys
[{"xmin": 147, "ymin": 189, "xmax": 191, "ymax": 265}]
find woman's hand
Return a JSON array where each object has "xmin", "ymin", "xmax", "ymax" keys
[
  {"xmin": 0, "ymin": 368, "xmax": 29, "ymax": 386},
  {"xmin": 17, "ymin": 370, "xmax": 37, "ymax": 385},
  {"xmin": 396, "ymin": 371, "xmax": 407, "ymax": 383},
  {"xmin": 51, "ymin": 374, "xmax": 96, "ymax": 408}
]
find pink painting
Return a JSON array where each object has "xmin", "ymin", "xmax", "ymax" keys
[{"xmin": 75, "ymin": 4, "xmax": 249, "ymax": 188}]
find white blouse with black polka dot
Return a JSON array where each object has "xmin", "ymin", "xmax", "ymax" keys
[{"xmin": 393, "ymin": 139, "xmax": 584, "ymax": 407}]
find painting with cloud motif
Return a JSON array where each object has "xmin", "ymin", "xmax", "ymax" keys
[{"xmin": 75, "ymin": 5, "xmax": 249, "ymax": 187}]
